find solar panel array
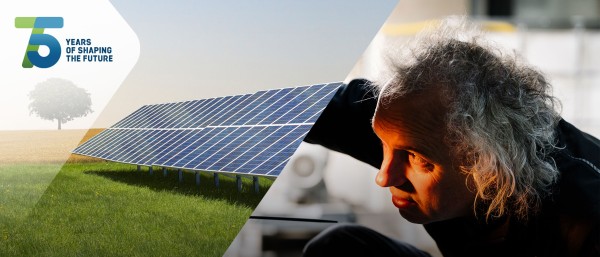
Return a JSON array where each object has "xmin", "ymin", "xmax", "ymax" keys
[{"xmin": 73, "ymin": 82, "xmax": 341, "ymax": 177}]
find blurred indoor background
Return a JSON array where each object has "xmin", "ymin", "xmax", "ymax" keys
[{"xmin": 225, "ymin": 1, "xmax": 600, "ymax": 256}]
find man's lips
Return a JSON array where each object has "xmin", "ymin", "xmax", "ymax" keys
[{"xmin": 391, "ymin": 195, "xmax": 416, "ymax": 208}]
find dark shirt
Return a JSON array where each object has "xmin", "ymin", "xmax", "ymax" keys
[{"xmin": 304, "ymin": 79, "xmax": 600, "ymax": 257}]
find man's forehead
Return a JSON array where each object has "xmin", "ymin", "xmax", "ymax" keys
[
  {"xmin": 375, "ymin": 88, "xmax": 449, "ymax": 123},
  {"xmin": 373, "ymin": 88, "xmax": 450, "ymax": 154}
]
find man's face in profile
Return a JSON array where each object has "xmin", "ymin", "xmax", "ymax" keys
[{"xmin": 372, "ymin": 89, "xmax": 476, "ymax": 224}]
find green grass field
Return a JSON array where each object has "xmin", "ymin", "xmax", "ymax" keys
[{"xmin": 0, "ymin": 161, "xmax": 271, "ymax": 257}]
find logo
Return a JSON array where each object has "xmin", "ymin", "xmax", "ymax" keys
[{"xmin": 15, "ymin": 17, "xmax": 64, "ymax": 68}]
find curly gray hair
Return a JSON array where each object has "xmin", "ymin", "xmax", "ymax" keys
[{"xmin": 376, "ymin": 17, "xmax": 561, "ymax": 220}]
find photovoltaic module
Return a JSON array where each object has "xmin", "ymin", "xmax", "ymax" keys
[{"xmin": 72, "ymin": 82, "xmax": 341, "ymax": 177}]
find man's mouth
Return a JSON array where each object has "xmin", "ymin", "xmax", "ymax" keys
[{"xmin": 391, "ymin": 195, "xmax": 416, "ymax": 208}]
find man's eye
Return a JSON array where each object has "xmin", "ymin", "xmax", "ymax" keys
[{"xmin": 407, "ymin": 152, "xmax": 434, "ymax": 171}]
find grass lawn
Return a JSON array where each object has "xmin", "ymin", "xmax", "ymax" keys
[{"xmin": 0, "ymin": 161, "xmax": 271, "ymax": 257}]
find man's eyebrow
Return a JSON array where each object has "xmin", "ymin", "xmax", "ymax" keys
[
  {"xmin": 404, "ymin": 146, "xmax": 432, "ymax": 157},
  {"xmin": 372, "ymin": 116, "xmax": 440, "ymax": 161},
  {"xmin": 391, "ymin": 141, "xmax": 438, "ymax": 162}
]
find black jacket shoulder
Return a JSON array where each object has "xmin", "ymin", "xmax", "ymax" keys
[{"xmin": 304, "ymin": 79, "xmax": 382, "ymax": 168}]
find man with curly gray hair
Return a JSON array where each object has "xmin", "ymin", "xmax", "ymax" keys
[{"xmin": 303, "ymin": 18, "xmax": 599, "ymax": 257}]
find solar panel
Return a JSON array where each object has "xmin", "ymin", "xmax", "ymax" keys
[{"xmin": 72, "ymin": 82, "xmax": 341, "ymax": 178}]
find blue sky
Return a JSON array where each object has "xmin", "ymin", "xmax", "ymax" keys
[{"xmin": 95, "ymin": 1, "xmax": 397, "ymax": 127}]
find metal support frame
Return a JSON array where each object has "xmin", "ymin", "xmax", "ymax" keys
[
  {"xmin": 236, "ymin": 175, "xmax": 242, "ymax": 192},
  {"xmin": 136, "ymin": 166, "xmax": 261, "ymax": 193},
  {"xmin": 253, "ymin": 176, "xmax": 259, "ymax": 193},
  {"xmin": 214, "ymin": 173, "xmax": 220, "ymax": 189}
]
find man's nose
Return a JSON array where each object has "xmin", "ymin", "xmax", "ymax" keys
[{"xmin": 375, "ymin": 154, "xmax": 408, "ymax": 187}]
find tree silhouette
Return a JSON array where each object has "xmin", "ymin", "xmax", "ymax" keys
[{"xmin": 28, "ymin": 78, "xmax": 93, "ymax": 130}]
